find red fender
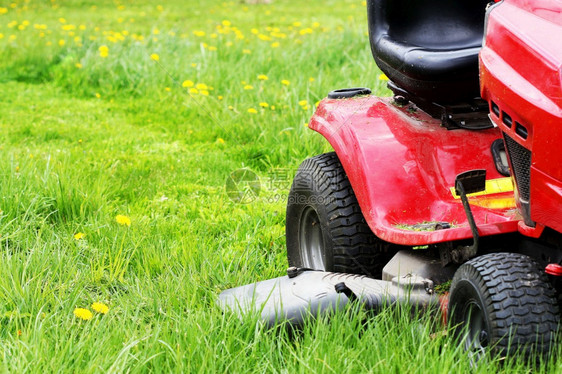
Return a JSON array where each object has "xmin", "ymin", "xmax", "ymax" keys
[{"xmin": 309, "ymin": 96, "xmax": 519, "ymax": 245}]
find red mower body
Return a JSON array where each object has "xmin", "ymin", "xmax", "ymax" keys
[
  {"xmin": 480, "ymin": 0, "xmax": 562, "ymax": 235},
  {"xmin": 310, "ymin": 0, "xmax": 562, "ymax": 246}
]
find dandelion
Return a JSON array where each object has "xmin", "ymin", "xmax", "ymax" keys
[
  {"xmin": 150, "ymin": 53, "xmax": 160, "ymax": 61},
  {"xmin": 281, "ymin": 80, "xmax": 290, "ymax": 86},
  {"xmin": 298, "ymin": 100, "xmax": 308, "ymax": 106},
  {"xmin": 165, "ymin": 87, "xmax": 171, "ymax": 92},
  {"xmin": 152, "ymin": 27, "xmax": 160, "ymax": 35},
  {"xmin": 243, "ymin": 85, "xmax": 253, "ymax": 90},
  {"xmin": 378, "ymin": 73, "xmax": 389, "ymax": 81},
  {"xmin": 191, "ymin": 63, "xmax": 198, "ymax": 67},
  {"xmin": 0, "ymin": 34, "xmax": 4, "ymax": 39},
  {"xmin": 259, "ymin": 102, "xmax": 269, "ymax": 108},
  {"xmin": 257, "ymin": 74, "xmax": 268, "ymax": 81},
  {"xmin": 91, "ymin": 302, "xmax": 109, "ymax": 314},
  {"xmin": 73, "ymin": 308, "xmax": 93, "ymax": 321},
  {"xmin": 193, "ymin": 30, "xmax": 205, "ymax": 37},
  {"xmin": 75, "ymin": 63, "xmax": 82, "ymax": 69},
  {"xmin": 99, "ymin": 45, "xmax": 109, "ymax": 58},
  {"xmin": 271, "ymin": 42, "xmax": 280, "ymax": 48},
  {"xmin": 115, "ymin": 214, "xmax": 131, "ymax": 226},
  {"xmin": 0, "ymin": 7, "xmax": 7, "ymax": 14},
  {"xmin": 189, "ymin": 88, "xmax": 199, "ymax": 94},
  {"xmin": 95, "ymin": 93, "xmax": 101, "ymax": 99},
  {"xmin": 156, "ymin": 5, "xmax": 164, "ymax": 11},
  {"xmin": 74, "ymin": 232, "xmax": 85, "ymax": 240},
  {"xmin": 222, "ymin": 20, "xmax": 231, "ymax": 27},
  {"xmin": 248, "ymin": 108, "xmax": 258, "ymax": 114},
  {"xmin": 200, "ymin": 90, "xmax": 209, "ymax": 96},
  {"xmin": 217, "ymin": 96, "xmax": 223, "ymax": 100},
  {"xmin": 58, "ymin": 39, "xmax": 65, "ymax": 47},
  {"xmin": 196, "ymin": 83, "xmax": 208, "ymax": 90},
  {"xmin": 243, "ymin": 49, "xmax": 251, "ymax": 54},
  {"xmin": 182, "ymin": 80, "xmax": 194, "ymax": 88},
  {"xmin": 309, "ymin": 77, "xmax": 315, "ymax": 82},
  {"xmin": 216, "ymin": 138, "xmax": 225, "ymax": 144},
  {"xmin": 304, "ymin": 122, "xmax": 309, "ymax": 127}
]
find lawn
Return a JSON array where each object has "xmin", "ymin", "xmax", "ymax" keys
[{"xmin": 0, "ymin": 0, "xmax": 559, "ymax": 372}]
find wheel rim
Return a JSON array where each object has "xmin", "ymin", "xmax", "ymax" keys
[
  {"xmin": 463, "ymin": 301, "xmax": 489, "ymax": 363},
  {"xmin": 299, "ymin": 206, "xmax": 325, "ymax": 269}
]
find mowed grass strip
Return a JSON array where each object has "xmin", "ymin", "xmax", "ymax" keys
[{"xmin": 0, "ymin": 0, "xmax": 558, "ymax": 372}]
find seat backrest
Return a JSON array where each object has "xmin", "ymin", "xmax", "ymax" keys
[{"xmin": 368, "ymin": 0, "xmax": 488, "ymax": 51}]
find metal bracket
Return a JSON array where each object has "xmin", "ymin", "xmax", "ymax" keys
[{"xmin": 454, "ymin": 170, "xmax": 487, "ymax": 257}]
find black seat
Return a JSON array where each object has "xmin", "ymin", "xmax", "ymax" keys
[{"xmin": 367, "ymin": 0, "xmax": 489, "ymax": 104}]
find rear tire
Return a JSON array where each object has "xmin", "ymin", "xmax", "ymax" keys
[
  {"xmin": 285, "ymin": 152, "xmax": 391, "ymax": 277},
  {"xmin": 448, "ymin": 252, "xmax": 559, "ymax": 360}
]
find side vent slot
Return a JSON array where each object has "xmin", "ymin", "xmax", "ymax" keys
[
  {"xmin": 515, "ymin": 122, "xmax": 528, "ymax": 139},
  {"xmin": 491, "ymin": 101, "xmax": 500, "ymax": 117},
  {"xmin": 502, "ymin": 112, "xmax": 512, "ymax": 128}
]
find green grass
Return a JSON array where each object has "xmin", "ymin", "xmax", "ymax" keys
[{"xmin": 0, "ymin": 0, "xmax": 560, "ymax": 372}]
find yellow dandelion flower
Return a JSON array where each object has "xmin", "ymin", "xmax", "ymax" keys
[
  {"xmin": 259, "ymin": 102, "xmax": 269, "ymax": 108},
  {"xmin": 0, "ymin": 34, "xmax": 4, "ymax": 39},
  {"xmin": 298, "ymin": 100, "xmax": 308, "ymax": 106},
  {"xmin": 165, "ymin": 87, "xmax": 171, "ymax": 92},
  {"xmin": 73, "ymin": 308, "xmax": 93, "ymax": 321},
  {"xmin": 115, "ymin": 214, "xmax": 131, "ymax": 226},
  {"xmin": 304, "ymin": 122, "xmax": 309, "ymax": 127},
  {"xmin": 196, "ymin": 83, "xmax": 208, "ymax": 90},
  {"xmin": 58, "ymin": 39, "xmax": 65, "ymax": 47},
  {"xmin": 309, "ymin": 77, "xmax": 315, "ymax": 82},
  {"xmin": 156, "ymin": 5, "xmax": 164, "ymax": 11},
  {"xmin": 248, "ymin": 108, "xmax": 258, "ymax": 114},
  {"xmin": 243, "ymin": 85, "xmax": 253, "ymax": 90},
  {"xmin": 95, "ymin": 93, "xmax": 101, "ymax": 99},
  {"xmin": 99, "ymin": 45, "xmax": 109, "ymax": 58},
  {"xmin": 281, "ymin": 80, "xmax": 290, "ymax": 86},
  {"xmin": 271, "ymin": 42, "xmax": 280, "ymax": 48},
  {"xmin": 75, "ymin": 63, "xmax": 82, "ymax": 69},
  {"xmin": 189, "ymin": 88, "xmax": 199, "ymax": 94},
  {"xmin": 182, "ymin": 80, "xmax": 194, "ymax": 88},
  {"xmin": 270, "ymin": 105, "xmax": 276, "ymax": 110},
  {"xmin": 150, "ymin": 53, "xmax": 160, "ymax": 61},
  {"xmin": 200, "ymin": 90, "xmax": 209, "ymax": 96},
  {"xmin": 257, "ymin": 74, "xmax": 268, "ymax": 81},
  {"xmin": 216, "ymin": 138, "xmax": 225, "ymax": 144},
  {"xmin": 222, "ymin": 20, "xmax": 231, "ymax": 27},
  {"xmin": 378, "ymin": 73, "xmax": 389, "ymax": 81},
  {"xmin": 193, "ymin": 30, "xmax": 205, "ymax": 37},
  {"xmin": 243, "ymin": 49, "xmax": 251, "ymax": 54},
  {"xmin": 74, "ymin": 232, "xmax": 85, "ymax": 240},
  {"xmin": 152, "ymin": 27, "xmax": 160, "ymax": 35},
  {"xmin": 191, "ymin": 63, "xmax": 197, "ymax": 67},
  {"xmin": 218, "ymin": 95, "xmax": 223, "ymax": 100},
  {"xmin": 59, "ymin": 18, "xmax": 67, "ymax": 24},
  {"xmin": 91, "ymin": 302, "xmax": 109, "ymax": 314},
  {"xmin": 0, "ymin": 7, "xmax": 7, "ymax": 14},
  {"xmin": 208, "ymin": 46, "xmax": 217, "ymax": 51}
]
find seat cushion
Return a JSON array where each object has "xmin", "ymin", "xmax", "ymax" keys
[{"xmin": 367, "ymin": 0, "xmax": 489, "ymax": 104}]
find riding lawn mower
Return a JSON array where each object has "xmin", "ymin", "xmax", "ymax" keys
[{"xmin": 219, "ymin": 0, "xmax": 562, "ymax": 358}]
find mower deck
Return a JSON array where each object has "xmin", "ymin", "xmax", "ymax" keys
[{"xmin": 310, "ymin": 96, "xmax": 520, "ymax": 246}]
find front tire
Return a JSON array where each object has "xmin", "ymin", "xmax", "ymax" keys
[
  {"xmin": 448, "ymin": 252, "xmax": 559, "ymax": 360},
  {"xmin": 285, "ymin": 152, "xmax": 390, "ymax": 277}
]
